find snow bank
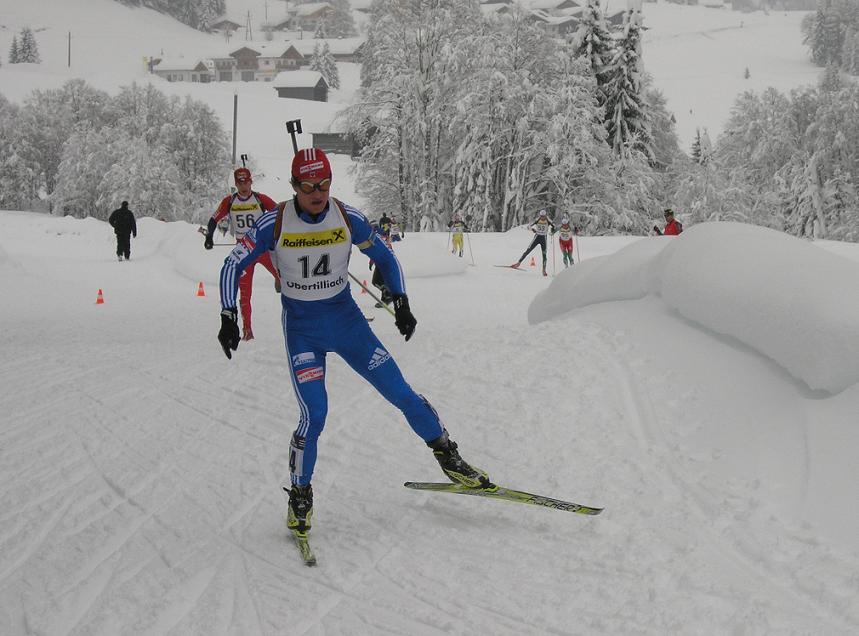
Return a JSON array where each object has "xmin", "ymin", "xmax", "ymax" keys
[{"xmin": 530, "ymin": 222, "xmax": 859, "ymax": 393}]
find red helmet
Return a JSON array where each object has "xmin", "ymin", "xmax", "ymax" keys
[{"xmin": 234, "ymin": 167, "xmax": 252, "ymax": 184}]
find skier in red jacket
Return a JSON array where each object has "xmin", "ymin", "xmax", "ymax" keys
[{"xmin": 204, "ymin": 167, "xmax": 280, "ymax": 341}]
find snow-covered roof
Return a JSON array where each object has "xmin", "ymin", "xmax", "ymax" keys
[
  {"xmin": 288, "ymin": 37, "xmax": 365, "ymax": 56},
  {"xmin": 525, "ymin": 0, "xmax": 582, "ymax": 9},
  {"xmin": 228, "ymin": 43, "xmax": 300, "ymax": 58},
  {"xmin": 153, "ymin": 56, "xmax": 209, "ymax": 71},
  {"xmin": 273, "ymin": 70, "xmax": 326, "ymax": 88},
  {"xmin": 288, "ymin": 2, "xmax": 332, "ymax": 17},
  {"xmin": 528, "ymin": 8, "xmax": 577, "ymax": 24}
]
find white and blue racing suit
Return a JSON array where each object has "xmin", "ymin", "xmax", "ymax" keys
[{"xmin": 219, "ymin": 197, "xmax": 444, "ymax": 486}]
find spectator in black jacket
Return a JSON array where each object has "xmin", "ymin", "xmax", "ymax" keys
[{"xmin": 108, "ymin": 201, "xmax": 137, "ymax": 261}]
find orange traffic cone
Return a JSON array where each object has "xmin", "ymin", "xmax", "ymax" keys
[
  {"xmin": 529, "ymin": 256, "xmax": 536, "ymax": 268},
  {"xmin": 361, "ymin": 280, "xmax": 367, "ymax": 294},
  {"xmin": 196, "ymin": 281, "xmax": 206, "ymax": 297},
  {"xmin": 95, "ymin": 289, "xmax": 104, "ymax": 305}
]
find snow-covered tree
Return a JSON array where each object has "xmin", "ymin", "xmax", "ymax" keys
[
  {"xmin": 644, "ymin": 82, "xmax": 680, "ymax": 169},
  {"xmin": 327, "ymin": 0, "xmax": 357, "ymax": 38},
  {"xmin": 18, "ymin": 27, "xmax": 41, "ymax": 64},
  {"xmin": 691, "ymin": 129, "xmax": 702, "ymax": 163},
  {"xmin": 0, "ymin": 94, "xmax": 36, "ymax": 209},
  {"xmin": 310, "ymin": 42, "xmax": 340, "ymax": 90},
  {"xmin": 802, "ymin": 0, "xmax": 859, "ymax": 68},
  {"xmin": 52, "ymin": 126, "xmax": 130, "ymax": 219},
  {"xmin": 314, "ymin": 19, "xmax": 327, "ymax": 39},
  {"xmin": 602, "ymin": 11, "xmax": 653, "ymax": 161},
  {"xmin": 841, "ymin": 27, "xmax": 859, "ymax": 73},
  {"xmin": 157, "ymin": 96, "xmax": 231, "ymax": 219},
  {"xmin": 97, "ymin": 143, "xmax": 182, "ymax": 220},
  {"xmin": 8, "ymin": 36, "xmax": 19, "ymax": 64},
  {"xmin": 571, "ymin": 0, "xmax": 615, "ymax": 100}
]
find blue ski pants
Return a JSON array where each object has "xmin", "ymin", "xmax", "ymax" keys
[{"xmin": 282, "ymin": 299, "xmax": 443, "ymax": 485}]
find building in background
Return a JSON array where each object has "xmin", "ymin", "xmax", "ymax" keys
[{"xmin": 273, "ymin": 70, "xmax": 329, "ymax": 101}]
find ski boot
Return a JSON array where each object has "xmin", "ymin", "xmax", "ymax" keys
[
  {"xmin": 242, "ymin": 326, "xmax": 254, "ymax": 341},
  {"xmin": 286, "ymin": 484, "xmax": 313, "ymax": 533},
  {"xmin": 428, "ymin": 431, "xmax": 491, "ymax": 488},
  {"xmin": 510, "ymin": 262, "xmax": 521, "ymax": 269}
]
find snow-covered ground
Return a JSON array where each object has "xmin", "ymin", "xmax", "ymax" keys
[{"xmin": 1, "ymin": 211, "xmax": 859, "ymax": 634}]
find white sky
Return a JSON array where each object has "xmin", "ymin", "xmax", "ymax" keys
[{"xmin": 2, "ymin": 1, "xmax": 856, "ymax": 634}]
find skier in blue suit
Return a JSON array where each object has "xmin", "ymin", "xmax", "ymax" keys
[{"xmin": 217, "ymin": 148, "xmax": 490, "ymax": 535}]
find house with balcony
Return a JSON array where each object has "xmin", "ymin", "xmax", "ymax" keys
[
  {"xmin": 151, "ymin": 44, "xmax": 306, "ymax": 83},
  {"xmin": 272, "ymin": 2, "xmax": 334, "ymax": 32}
]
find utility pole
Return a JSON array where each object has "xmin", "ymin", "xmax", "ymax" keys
[{"xmin": 232, "ymin": 94, "xmax": 238, "ymax": 166}]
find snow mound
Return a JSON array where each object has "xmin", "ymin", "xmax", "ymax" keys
[{"xmin": 530, "ymin": 222, "xmax": 859, "ymax": 394}]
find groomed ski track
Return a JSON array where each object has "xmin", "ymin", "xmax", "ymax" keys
[{"xmin": 1, "ymin": 213, "xmax": 858, "ymax": 635}]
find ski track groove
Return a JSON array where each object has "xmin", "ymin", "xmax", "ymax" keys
[{"xmin": 605, "ymin": 338, "xmax": 858, "ymax": 632}]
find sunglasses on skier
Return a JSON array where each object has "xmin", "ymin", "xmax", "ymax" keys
[{"xmin": 293, "ymin": 178, "xmax": 331, "ymax": 194}]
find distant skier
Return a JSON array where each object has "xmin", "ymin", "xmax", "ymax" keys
[
  {"xmin": 389, "ymin": 218, "xmax": 404, "ymax": 242},
  {"xmin": 377, "ymin": 213, "xmax": 392, "ymax": 241},
  {"xmin": 448, "ymin": 213, "xmax": 469, "ymax": 257},
  {"xmin": 654, "ymin": 209, "xmax": 683, "ymax": 236},
  {"xmin": 108, "ymin": 201, "xmax": 136, "ymax": 261},
  {"xmin": 204, "ymin": 167, "xmax": 280, "ymax": 341},
  {"xmin": 511, "ymin": 209, "xmax": 555, "ymax": 276},
  {"xmin": 558, "ymin": 216, "xmax": 575, "ymax": 267},
  {"xmin": 216, "ymin": 147, "xmax": 490, "ymax": 539}
]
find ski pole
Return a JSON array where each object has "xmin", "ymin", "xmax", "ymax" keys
[
  {"xmin": 574, "ymin": 228, "xmax": 582, "ymax": 263},
  {"xmin": 465, "ymin": 231, "xmax": 475, "ymax": 266},
  {"xmin": 552, "ymin": 232, "xmax": 556, "ymax": 275},
  {"xmin": 446, "ymin": 229, "xmax": 451, "ymax": 253},
  {"xmin": 348, "ymin": 272, "xmax": 395, "ymax": 317}
]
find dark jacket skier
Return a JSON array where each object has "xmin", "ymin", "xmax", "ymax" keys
[{"xmin": 109, "ymin": 201, "xmax": 137, "ymax": 261}]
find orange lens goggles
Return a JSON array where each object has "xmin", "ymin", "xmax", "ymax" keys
[{"xmin": 295, "ymin": 178, "xmax": 331, "ymax": 194}]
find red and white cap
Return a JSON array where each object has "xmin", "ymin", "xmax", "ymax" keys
[
  {"xmin": 234, "ymin": 167, "xmax": 252, "ymax": 183},
  {"xmin": 291, "ymin": 147, "xmax": 332, "ymax": 181}
]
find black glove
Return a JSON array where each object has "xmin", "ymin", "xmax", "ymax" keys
[
  {"xmin": 393, "ymin": 294, "xmax": 417, "ymax": 341},
  {"xmin": 653, "ymin": 225, "xmax": 662, "ymax": 236},
  {"xmin": 204, "ymin": 217, "xmax": 217, "ymax": 249},
  {"xmin": 218, "ymin": 308, "xmax": 240, "ymax": 359}
]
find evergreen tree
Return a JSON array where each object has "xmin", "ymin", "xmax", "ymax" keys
[
  {"xmin": 841, "ymin": 27, "xmax": 859, "ymax": 73},
  {"xmin": 9, "ymin": 35, "xmax": 19, "ymax": 64},
  {"xmin": 802, "ymin": 0, "xmax": 859, "ymax": 68},
  {"xmin": 314, "ymin": 19, "xmax": 327, "ymax": 39},
  {"xmin": 691, "ymin": 128, "xmax": 702, "ymax": 163},
  {"xmin": 18, "ymin": 27, "xmax": 41, "ymax": 64},
  {"xmin": 572, "ymin": 0, "xmax": 615, "ymax": 99},
  {"xmin": 644, "ymin": 84, "xmax": 681, "ymax": 169},
  {"xmin": 819, "ymin": 62, "xmax": 843, "ymax": 91},
  {"xmin": 310, "ymin": 42, "xmax": 340, "ymax": 89},
  {"xmin": 602, "ymin": 11, "xmax": 653, "ymax": 161},
  {"xmin": 328, "ymin": 0, "xmax": 357, "ymax": 38}
]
